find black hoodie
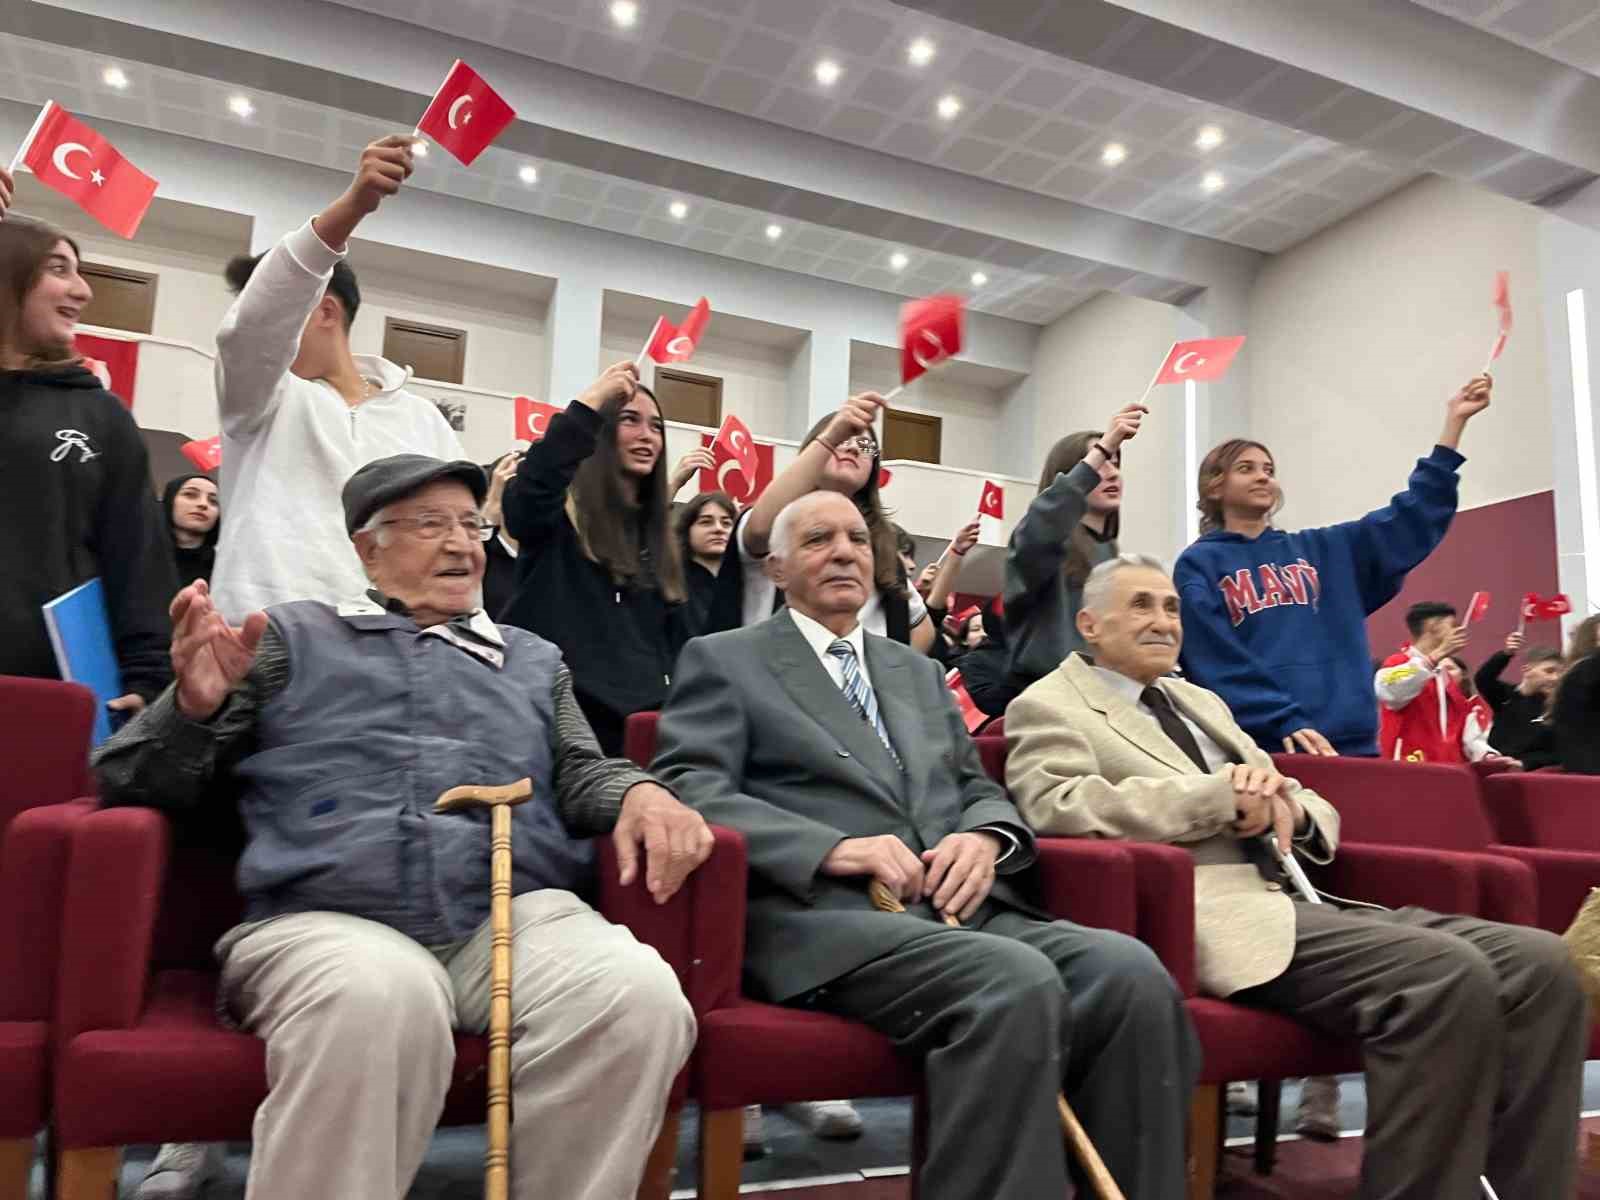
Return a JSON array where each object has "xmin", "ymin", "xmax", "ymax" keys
[
  {"xmin": 0, "ymin": 363, "xmax": 176, "ymax": 701},
  {"xmin": 162, "ymin": 472, "xmax": 220, "ymax": 587}
]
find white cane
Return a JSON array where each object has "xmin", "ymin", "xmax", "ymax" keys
[{"xmin": 1262, "ymin": 835, "xmax": 1502, "ymax": 1200}]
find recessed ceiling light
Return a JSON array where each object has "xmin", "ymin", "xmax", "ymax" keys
[
  {"xmin": 1101, "ymin": 142, "xmax": 1127, "ymax": 166},
  {"xmin": 889, "ymin": 251, "xmax": 909, "ymax": 271},
  {"xmin": 970, "ymin": 271, "xmax": 988, "ymax": 287},
  {"xmin": 411, "ymin": 140, "xmax": 428, "ymax": 157},
  {"xmin": 102, "ymin": 65, "xmax": 129, "ymax": 90},
  {"xmin": 936, "ymin": 94, "xmax": 962, "ymax": 121},
  {"xmin": 669, "ymin": 199, "xmax": 689, "ymax": 220},
  {"xmin": 1201, "ymin": 170, "xmax": 1226, "ymax": 193},
  {"xmin": 609, "ymin": 0, "xmax": 638, "ymax": 28},
  {"xmin": 814, "ymin": 59, "xmax": 842, "ymax": 87},
  {"xmin": 1195, "ymin": 124, "xmax": 1225, "ymax": 151},
  {"xmin": 907, "ymin": 37, "xmax": 936, "ymax": 67},
  {"xmin": 518, "ymin": 164, "xmax": 539, "ymax": 185},
  {"xmin": 765, "ymin": 223, "xmax": 783, "ymax": 240},
  {"xmin": 227, "ymin": 94, "xmax": 255, "ymax": 119}
]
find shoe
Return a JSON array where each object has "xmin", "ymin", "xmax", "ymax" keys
[
  {"xmin": 1225, "ymin": 1080, "xmax": 1258, "ymax": 1117},
  {"xmin": 138, "ymin": 1142, "xmax": 221, "ymax": 1199},
  {"xmin": 742, "ymin": 1105, "xmax": 768, "ymax": 1160},
  {"xmin": 789, "ymin": 1099, "xmax": 864, "ymax": 1140},
  {"xmin": 1294, "ymin": 1076, "xmax": 1341, "ymax": 1142}
]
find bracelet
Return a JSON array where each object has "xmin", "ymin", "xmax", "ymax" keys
[
  {"xmin": 950, "ymin": 546, "xmax": 967, "ymax": 557},
  {"xmin": 1092, "ymin": 441, "xmax": 1115, "ymax": 460}
]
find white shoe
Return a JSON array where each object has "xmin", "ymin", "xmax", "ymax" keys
[
  {"xmin": 1226, "ymin": 1080, "xmax": 1258, "ymax": 1117},
  {"xmin": 138, "ymin": 1142, "xmax": 221, "ymax": 1199},
  {"xmin": 788, "ymin": 1099, "xmax": 863, "ymax": 1140},
  {"xmin": 742, "ymin": 1105, "xmax": 768, "ymax": 1159},
  {"xmin": 1294, "ymin": 1076, "xmax": 1341, "ymax": 1142}
]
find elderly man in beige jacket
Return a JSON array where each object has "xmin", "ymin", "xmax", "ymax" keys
[{"xmin": 1005, "ymin": 553, "xmax": 1587, "ymax": 1200}]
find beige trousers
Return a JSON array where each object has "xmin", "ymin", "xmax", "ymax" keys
[{"xmin": 218, "ymin": 890, "xmax": 695, "ymax": 1200}]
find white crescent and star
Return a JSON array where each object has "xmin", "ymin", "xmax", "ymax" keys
[
  {"xmin": 51, "ymin": 142, "xmax": 91, "ymax": 181},
  {"xmin": 526, "ymin": 412, "xmax": 549, "ymax": 437},
  {"xmin": 447, "ymin": 95, "xmax": 473, "ymax": 129},
  {"xmin": 728, "ymin": 429, "xmax": 748, "ymax": 453},
  {"xmin": 716, "ymin": 456, "xmax": 754, "ymax": 501},
  {"xmin": 1172, "ymin": 351, "xmax": 1206, "ymax": 374},
  {"xmin": 665, "ymin": 334, "xmax": 694, "ymax": 357},
  {"xmin": 910, "ymin": 329, "xmax": 946, "ymax": 370}
]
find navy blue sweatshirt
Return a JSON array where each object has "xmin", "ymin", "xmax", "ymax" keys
[{"xmin": 1174, "ymin": 445, "xmax": 1463, "ymax": 756}]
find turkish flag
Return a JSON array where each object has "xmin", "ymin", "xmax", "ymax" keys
[
  {"xmin": 944, "ymin": 668, "xmax": 985, "ymax": 733},
  {"xmin": 714, "ymin": 414, "xmax": 757, "ymax": 490},
  {"xmin": 1487, "ymin": 270, "xmax": 1512, "ymax": 365},
  {"xmin": 513, "ymin": 395, "xmax": 563, "ymax": 443},
  {"xmin": 644, "ymin": 297, "xmax": 711, "ymax": 364},
  {"xmin": 1522, "ymin": 592, "xmax": 1572, "ymax": 622},
  {"xmin": 415, "ymin": 60, "xmax": 516, "ymax": 166},
  {"xmin": 1545, "ymin": 593, "xmax": 1573, "ymax": 618},
  {"xmin": 19, "ymin": 101, "xmax": 157, "ymax": 238},
  {"xmin": 978, "ymin": 479, "xmax": 1004, "ymax": 520},
  {"xmin": 698, "ymin": 430, "xmax": 772, "ymax": 503},
  {"xmin": 1463, "ymin": 591, "xmax": 1490, "ymax": 625},
  {"xmin": 901, "ymin": 293, "xmax": 964, "ymax": 385},
  {"xmin": 1153, "ymin": 335, "xmax": 1246, "ymax": 386},
  {"xmin": 74, "ymin": 333, "xmax": 138, "ymax": 410},
  {"xmin": 181, "ymin": 436, "xmax": 222, "ymax": 472},
  {"xmin": 877, "ymin": 467, "xmax": 893, "ymax": 489}
]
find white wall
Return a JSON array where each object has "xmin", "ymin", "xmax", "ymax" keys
[
  {"xmin": 1029, "ymin": 291, "xmax": 1186, "ymax": 563},
  {"xmin": 848, "ymin": 343, "xmax": 1013, "ymax": 476},
  {"xmin": 598, "ymin": 326, "xmax": 797, "ymax": 441},
  {"xmin": 1248, "ymin": 175, "xmax": 1552, "ymax": 527}
]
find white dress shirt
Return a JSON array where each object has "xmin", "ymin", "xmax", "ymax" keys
[
  {"xmin": 737, "ymin": 511, "xmax": 928, "ymax": 634},
  {"xmin": 786, "ymin": 608, "xmax": 1017, "ymax": 865},
  {"xmin": 1088, "ymin": 665, "xmax": 1234, "ymax": 772}
]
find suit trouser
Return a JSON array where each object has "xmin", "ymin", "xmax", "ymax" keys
[
  {"xmin": 800, "ymin": 909, "xmax": 1200, "ymax": 1200},
  {"xmin": 217, "ymin": 890, "xmax": 696, "ymax": 1200},
  {"xmin": 1231, "ymin": 903, "xmax": 1587, "ymax": 1200}
]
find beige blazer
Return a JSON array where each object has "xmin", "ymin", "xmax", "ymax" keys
[{"xmin": 1005, "ymin": 654, "xmax": 1340, "ymax": 997}]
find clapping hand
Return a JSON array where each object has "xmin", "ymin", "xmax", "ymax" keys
[{"xmin": 170, "ymin": 581, "xmax": 268, "ymax": 722}]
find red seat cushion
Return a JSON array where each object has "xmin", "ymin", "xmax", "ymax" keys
[
  {"xmin": 55, "ymin": 969, "xmax": 491, "ymax": 1148},
  {"xmin": 692, "ymin": 1000, "xmax": 921, "ymax": 1110},
  {"xmin": 1186, "ymin": 997, "xmax": 1360, "ymax": 1084},
  {"xmin": 0, "ymin": 1020, "xmax": 48, "ymax": 1135}
]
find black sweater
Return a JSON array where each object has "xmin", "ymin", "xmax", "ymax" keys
[
  {"xmin": 0, "ymin": 365, "xmax": 175, "ymax": 701},
  {"xmin": 1553, "ymin": 655, "xmax": 1600, "ymax": 775},
  {"xmin": 1473, "ymin": 651, "xmax": 1559, "ymax": 768},
  {"xmin": 499, "ymin": 403, "xmax": 687, "ymax": 755}
]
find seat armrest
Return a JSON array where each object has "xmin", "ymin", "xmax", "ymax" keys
[
  {"xmin": 1320, "ymin": 843, "xmax": 1479, "ymax": 915},
  {"xmin": 598, "ymin": 824, "xmax": 747, "ymax": 1016},
  {"xmin": 54, "ymin": 806, "xmax": 169, "ymax": 1043},
  {"xmin": 1488, "ymin": 845, "xmax": 1600, "ymax": 934},
  {"xmin": 1120, "ymin": 843, "xmax": 1198, "ymax": 997},
  {"xmin": 0, "ymin": 799, "xmax": 96, "ymax": 1020},
  {"xmin": 1032, "ymin": 838, "xmax": 1136, "ymax": 937}
]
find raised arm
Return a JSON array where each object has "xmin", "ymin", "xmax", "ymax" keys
[
  {"xmin": 214, "ymin": 136, "xmax": 414, "ymax": 440},
  {"xmin": 1473, "ymin": 636, "xmax": 1520, "ymax": 711},
  {"xmin": 742, "ymin": 392, "xmax": 884, "ymax": 558},
  {"xmin": 926, "ymin": 518, "xmax": 980, "ymax": 612}
]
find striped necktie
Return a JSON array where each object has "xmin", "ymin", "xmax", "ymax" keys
[{"xmin": 827, "ymin": 639, "xmax": 902, "ymax": 769}]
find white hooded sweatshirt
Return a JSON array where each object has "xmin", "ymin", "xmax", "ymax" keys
[{"xmin": 209, "ymin": 219, "xmax": 464, "ymax": 620}]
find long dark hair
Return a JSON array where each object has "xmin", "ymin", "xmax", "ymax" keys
[
  {"xmin": 1547, "ymin": 614, "xmax": 1600, "ymax": 717},
  {"xmin": 568, "ymin": 384, "xmax": 685, "ymax": 604},
  {"xmin": 1196, "ymin": 438, "xmax": 1281, "ymax": 535},
  {"xmin": 1037, "ymin": 431, "xmax": 1120, "ymax": 589},
  {"xmin": 0, "ymin": 215, "xmax": 83, "ymax": 368},
  {"xmin": 800, "ymin": 412, "xmax": 903, "ymax": 595},
  {"xmin": 676, "ymin": 490, "xmax": 736, "ymax": 566}
]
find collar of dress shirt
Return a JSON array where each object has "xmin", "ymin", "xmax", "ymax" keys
[{"xmin": 787, "ymin": 606, "xmax": 866, "ymax": 668}]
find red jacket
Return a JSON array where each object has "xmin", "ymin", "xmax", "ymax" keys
[{"xmin": 1376, "ymin": 647, "xmax": 1473, "ymax": 763}]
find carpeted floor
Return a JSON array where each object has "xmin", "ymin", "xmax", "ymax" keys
[{"xmin": 30, "ymin": 1065, "xmax": 1600, "ymax": 1197}]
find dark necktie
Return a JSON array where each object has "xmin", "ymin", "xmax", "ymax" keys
[{"xmin": 1141, "ymin": 685, "xmax": 1211, "ymax": 773}]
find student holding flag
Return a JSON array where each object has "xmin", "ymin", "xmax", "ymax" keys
[
  {"xmin": 207, "ymin": 135, "xmax": 464, "ymax": 622},
  {"xmin": 1552, "ymin": 614, "xmax": 1600, "ymax": 774},
  {"xmin": 1003, "ymin": 401, "xmax": 1145, "ymax": 692},
  {"xmin": 499, "ymin": 362, "xmax": 688, "ymax": 756},
  {"xmin": 1175, "ymin": 373, "xmax": 1492, "ymax": 759},
  {"xmin": 0, "ymin": 179, "xmax": 176, "ymax": 717}
]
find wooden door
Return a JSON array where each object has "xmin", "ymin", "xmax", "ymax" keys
[
  {"xmin": 883, "ymin": 409, "xmax": 942, "ymax": 464},
  {"xmin": 653, "ymin": 367, "xmax": 722, "ymax": 428}
]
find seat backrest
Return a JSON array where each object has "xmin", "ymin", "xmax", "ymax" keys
[
  {"xmin": 976, "ymin": 735, "xmax": 1006, "ymax": 785},
  {"xmin": 0, "ymin": 675, "xmax": 96, "ymax": 836},
  {"xmin": 625, "ymin": 711, "xmax": 660, "ymax": 769},
  {"xmin": 1482, "ymin": 774, "xmax": 1600, "ymax": 850},
  {"xmin": 1272, "ymin": 753, "xmax": 1495, "ymax": 851}
]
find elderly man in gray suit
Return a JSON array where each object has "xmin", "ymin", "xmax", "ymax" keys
[
  {"xmin": 1006, "ymin": 553, "xmax": 1589, "ymax": 1200},
  {"xmin": 653, "ymin": 490, "xmax": 1198, "ymax": 1200}
]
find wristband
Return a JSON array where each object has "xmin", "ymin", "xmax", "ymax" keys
[
  {"xmin": 1092, "ymin": 441, "xmax": 1115, "ymax": 460},
  {"xmin": 950, "ymin": 545, "xmax": 967, "ymax": 557}
]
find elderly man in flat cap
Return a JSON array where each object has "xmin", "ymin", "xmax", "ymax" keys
[{"xmin": 96, "ymin": 453, "xmax": 710, "ymax": 1200}]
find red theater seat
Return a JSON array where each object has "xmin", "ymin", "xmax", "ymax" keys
[
  {"xmin": 1479, "ymin": 773, "xmax": 1600, "ymax": 934},
  {"xmin": 0, "ymin": 676, "xmax": 96, "ymax": 838},
  {"xmin": 49, "ymin": 801, "xmax": 717, "ymax": 1200}
]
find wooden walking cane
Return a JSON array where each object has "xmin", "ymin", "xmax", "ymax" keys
[
  {"xmin": 437, "ymin": 777, "xmax": 534, "ymax": 1200},
  {"xmin": 867, "ymin": 881, "xmax": 1127, "ymax": 1200}
]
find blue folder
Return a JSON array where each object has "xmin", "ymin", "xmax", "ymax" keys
[{"xmin": 42, "ymin": 577, "xmax": 123, "ymax": 746}]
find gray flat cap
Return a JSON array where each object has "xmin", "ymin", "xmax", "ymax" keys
[{"xmin": 342, "ymin": 454, "xmax": 488, "ymax": 535}]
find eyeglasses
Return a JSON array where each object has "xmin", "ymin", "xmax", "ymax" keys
[
  {"xmin": 833, "ymin": 434, "xmax": 880, "ymax": 459},
  {"xmin": 377, "ymin": 513, "xmax": 498, "ymax": 542}
]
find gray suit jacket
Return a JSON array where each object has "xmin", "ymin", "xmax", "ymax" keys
[
  {"xmin": 1005, "ymin": 654, "xmax": 1340, "ymax": 998},
  {"xmin": 653, "ymin": 610, "xmax": 1039, "ymax": 1003}
]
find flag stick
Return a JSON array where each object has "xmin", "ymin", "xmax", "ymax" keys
[
  {"xmin": 1481, "ymin": 336, "xmax": 1504, "ymax": 377},
  {"xmin": 1135, "ymin": 351, "xmax": 1169, "ymax": 408},
  {"xmin": 7, "ymin": 100, "xmax": 53, "ymax": 178},
  {"xmin": 881, "ymin": 383, "xmax": 905, "ymax": 404},
  {"xmin": 635, "ymin": 317, "xmax": 664, "ymax": 372}
]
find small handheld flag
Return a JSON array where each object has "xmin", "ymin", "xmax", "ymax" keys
[
  {"xmin": 11, "ymin": 101, "xmax": 157, "ymax": 238},
  {"xmin": 1463, "ymin": 591, "xmax": 1490, "ymax": 626},
  {"xmin": 1483, "ymin": 271, "xmax": 1512, "ymax": 374},
  {"xmin": 513, "ymin": 396, "xmax": 563, "ymax": 443},
  {"xmin": 181, "ymin": 436, "xmax": 222, "ymax": 472},
  {"xmin": 415, "ymin": 60, "xmax": 516, "ymax": 166},
  {"xmin": 636, "ymin": 297, "xmax": 711, "ymax": 368}
]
